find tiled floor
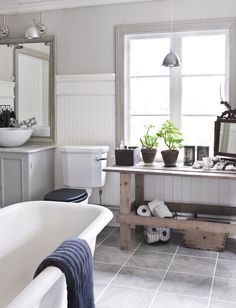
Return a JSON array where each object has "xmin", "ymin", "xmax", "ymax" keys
[{"xmin": 93, "ymin": 226, "xmax": 236, "ymax": 308}]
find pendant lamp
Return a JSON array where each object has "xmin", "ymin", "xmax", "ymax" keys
[
  {"xmin": 162, "ymin": 0, "xmax": 181, "ymax": 67},
  {"xmin": 25, "ymin": 13, "xmax": 47, "ymax": 39},
  {"xmin": 25, "ymin": 19, "xmax": 40, "ymax": 39}
]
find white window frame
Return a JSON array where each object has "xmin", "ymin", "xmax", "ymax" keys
[{"xmin": 115, "ymin": 18, "xmax": 236, "ymax": 147}]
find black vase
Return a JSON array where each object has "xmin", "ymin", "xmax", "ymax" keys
[
  {"xmin": 161, "ymin": 150, "xmax": 179, "ymax": 167},
  {"xmin": 141, "ymin": 148, "xmax": 157, "ymax": 164}
]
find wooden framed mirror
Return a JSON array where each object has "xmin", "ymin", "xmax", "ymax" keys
[
  {"xmin": 0, "ymin": 36, "xmax": 55, "ymax": 143},
  {"xmin": 214, "ymin": 101, "xmax": 236, "ymax": 159}
]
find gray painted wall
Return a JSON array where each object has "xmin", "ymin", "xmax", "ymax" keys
[{"xmin": 3, "ymin": 0, "xmax": 236, "ymax": 75}]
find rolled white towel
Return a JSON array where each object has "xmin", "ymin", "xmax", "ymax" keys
[{"xmin": 148, "ymin": 198, "xmax": 172, "ymax": 218}]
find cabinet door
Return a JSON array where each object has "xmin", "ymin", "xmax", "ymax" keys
[{"xmin": 0, "ymin": 157, "xmax": 25, "ymax": 207}]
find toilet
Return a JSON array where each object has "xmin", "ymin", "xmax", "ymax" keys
[{"xmin": 44, "ymin": 145, "xmax": 109, "ymax": 204}]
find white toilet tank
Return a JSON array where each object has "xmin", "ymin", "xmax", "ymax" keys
[{"xmin": 60, "ymin": 145, "xmax": 109, "ymax": 188}]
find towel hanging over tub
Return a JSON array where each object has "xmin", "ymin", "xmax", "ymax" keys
[{"xmin": 34, "ymin": 238, "xmax": 95, "ymax": 308}]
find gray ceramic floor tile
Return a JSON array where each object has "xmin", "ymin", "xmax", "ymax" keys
[
  {"xmin": 170, "ymin": 255, "xmax": 216, "ymax": 276},
  {"xmin": 160, "ymin": 272, "xmax": 212, "ymax": 297},
  {"xmin": 99, "ymin": 226, "xmax": 117, "ymax": 235},
  {"xmin": 94, "ymin": 245, "xmax": 133, "ymax": 265},
  {"xmin": 137, "ymin": 232, "xmax": 181, "ymax": 254},
  {"xmin": 150, "ymin": 291, "xmax": 208, "ymax": 308},
  {"xmin": 102, "ymin": 228, "xmax": 143, "ymax": 249},
  {"xmin": 96, "ymin": 285, "xmax": 155, "ymax": 308},
  {"xmin": 127, "ymin": 250, "xmax": 173, "ymax": 270},
  {"xmin": 219, "ymin": 239, "xmax": 236, "ymax": 260},
  {"xmin": 209, "ymin": 300, "xmax": 236, "ymax": 308},
  {"xmin": 112, "ymin": 265, "xmax": 165, "ymax": 290},
  {"xmin": 211, "ymin": 277, "xmax": 236, "ymax": 302},
  {"xmin": 138, "ymin": 241, "xmax": 178, "ymax": 254},
  {"xmin": 93, "ymin": 262, "xmax": 121, "ymax": 284},
  {"xmin": 96, "ymin": 233, "xmax": 111, "ymax": 247},
  {"xmin": 178, "ymin": 246, "xmax": 217, "ymax": 258},
  {"xmin": 215, "ymin": 259, "xmax": 236, "ymax": 279},
  {"xmin": 94, "ymin": 282, "xmax": 107, "ymax": 301}
]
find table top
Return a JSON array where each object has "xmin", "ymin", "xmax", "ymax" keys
[{"xmin": 103, "ymin": 163, "xmax": 236, "ymax": 179}]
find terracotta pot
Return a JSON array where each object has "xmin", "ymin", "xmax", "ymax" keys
[
  {"xmin": 161, "ymin": 150, "xmax": 179, "ymax": 167},
  {"xmin": 141, "ymin": 148, "xmax": 157, "ymax": 164}
]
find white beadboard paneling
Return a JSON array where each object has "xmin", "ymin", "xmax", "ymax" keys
[
  {"xmin": 228, "ymin": 179, "xmax": 236, "ymax": 206},
  {"xmin": 209, "ymin": 178, "xmax": 220, "ymax": 205},
  {"xmin": 163, "ymin": 175, "xmax": 173, "ymax": 202},
  {"xmin": 56, "ymin": 95, "xmax": 115, "ymax": 145},
  {"xmin": 172, "ymin": 176, "xmax": 182, "ymax": 202},
  {"xmin": 90, "ymin": 172, "xmax": 120, "ymax": 206},
  {"xmin": 190, "ymin": 177, "xmax": 200, "ymax": 203},
  {"xmin": 219, "ymin": 179, "xmax": 231, "ymax": 205},
  {"xmin": 145, "ymin": 175, "xmax": 164, "ymax": 201},
  {"xmin": 200, "ymin": 178, "xmax": 211, "ymax": 204},
  {"xmin": 181, "ymin": 176, "xmax": 192, "ymax": 203}
]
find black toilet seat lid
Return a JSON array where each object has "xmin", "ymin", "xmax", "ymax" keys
[{"xmin": 44, "ymin": 188, "xmax": 88, "ymax": 202}]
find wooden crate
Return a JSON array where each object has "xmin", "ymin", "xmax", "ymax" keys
[{"xmin": 183, "ymin": 230, "xmax": 228, "ymax": 252}]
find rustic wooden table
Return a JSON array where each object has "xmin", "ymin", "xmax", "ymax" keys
[{"xmin": 104, "ymin": 163, "xmax": 236, "ymax": 250}]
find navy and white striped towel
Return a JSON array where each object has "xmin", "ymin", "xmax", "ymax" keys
[{"xmin": 34, "ymin": 237, "xmax": 95, "ymax": 308}]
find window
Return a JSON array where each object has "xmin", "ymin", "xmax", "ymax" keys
[{"xmin": 116, "ymin": 20, "xmax": 236, "ymax": 154}]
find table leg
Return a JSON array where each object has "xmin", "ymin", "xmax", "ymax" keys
[
  {"xmin": 119, "ymin": 172, "xmax": 131, "ymax": 250},
  {"xmin": 135, "ymin": 174, "xmax": 144, "ymax": 232}
]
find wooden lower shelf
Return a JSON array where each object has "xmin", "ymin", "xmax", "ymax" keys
[{"xmin": 117, "ymin": 213, "xmax": 236, "ymax": 235}]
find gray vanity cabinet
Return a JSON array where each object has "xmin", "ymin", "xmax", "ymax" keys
[{"xmin": 0, "ymin": 145, "xmax": 55, "ymax": 208}]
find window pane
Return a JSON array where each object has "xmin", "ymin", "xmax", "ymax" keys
[
  {"xmin": 182, "ymin": 34, "xmax": 226, "ymax": 75},
  {"xmin": 181, "ymin": 116, "xmax": 216, "ymax": 154},
  {"xmin": 129, "ymin": 115, "xmax": 169, "ymax": 145},
  {"xmin": 130, "ymin": 77, "xmax": 169, "ymax": 115},
  {"xmin": 182, "ymin": 76, "xmax": 225, "ymax": 115},
  {"xmin": 129, "ymin": 37, "xmax": 170, "ymax": 76}
]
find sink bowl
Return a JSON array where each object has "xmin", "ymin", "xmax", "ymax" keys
[{"xmin": 0, "ymin": 128, "xmax": 33, "ymax": 147}]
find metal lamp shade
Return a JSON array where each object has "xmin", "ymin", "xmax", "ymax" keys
[
  {"xmin": 162, "ymin": 51, "xmax": 181, "ymax": 67},
  {"xmin": 25, "ymin": 25, "xmax": 40, "ymax": 39}
]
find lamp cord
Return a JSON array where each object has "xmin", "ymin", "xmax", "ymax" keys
[{"xmin": 170, "ymin": 0, "xmax": 173, "ymax": 33}]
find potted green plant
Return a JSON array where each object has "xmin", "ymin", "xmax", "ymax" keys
[
  {"xmin": 157, "ymin": 120, "xmax": 184, "ymax": 167},
  {"xmin": 140, "ymin": 124, "xmax": 159, "ymax": 164}
]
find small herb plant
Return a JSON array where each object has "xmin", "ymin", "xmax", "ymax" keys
[
  {"xmin": 157, "ymin": 120, "xmax": 183, "ymax": 151},
  {"xmin": 140, "ymin": 124, "xmax": 159, "ymax": 149}
]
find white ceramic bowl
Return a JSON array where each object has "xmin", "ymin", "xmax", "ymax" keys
[{"xmin": 0, "ymin": 128, "xmax": 33, "ymax": 147}]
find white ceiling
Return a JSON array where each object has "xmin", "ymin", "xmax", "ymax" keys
[{"xmin": 0, "ymin": 0, "xmax": 159, "ymax": 15}]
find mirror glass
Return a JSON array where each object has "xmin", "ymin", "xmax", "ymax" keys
[
  {"xmin": 219, "ymin": 122, "xmax": 236, "ymax": 155},
  {"xmin": 0, "ymin": 36, "xmax": 55, "ymax": 142}
]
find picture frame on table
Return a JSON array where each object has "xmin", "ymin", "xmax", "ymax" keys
[
  {"xmin": 197, "ymin": 146, "xmax": 209, "ymax": 160},
  {"xmin": 184, "ymin": 146, "xmax": 195, "ymax": 166}
]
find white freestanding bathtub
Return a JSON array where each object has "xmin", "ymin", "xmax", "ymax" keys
[{"xmin": 0, "ymin": 201, "xmax": 113, "ymax": 308}]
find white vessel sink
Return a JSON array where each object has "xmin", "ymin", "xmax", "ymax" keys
[{"xmin": 0, "ymin": 128, "xmax": 33, "ymax": 147}]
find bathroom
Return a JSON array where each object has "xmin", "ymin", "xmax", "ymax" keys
[{"xmin": 1, "ymin": 0, "xmax": 236, "ymax": 307}]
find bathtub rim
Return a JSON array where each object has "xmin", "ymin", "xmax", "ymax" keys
[{"xmin": 4, "ymin": 201, "xmax": 113, "ymax": 308}]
